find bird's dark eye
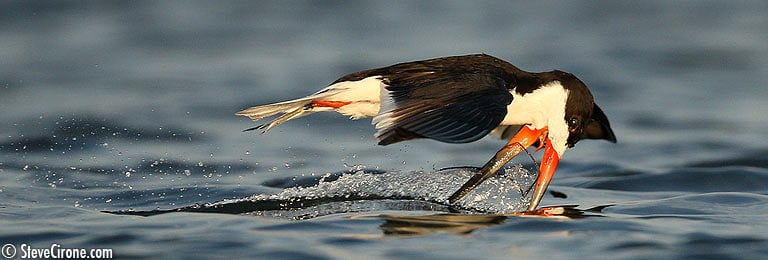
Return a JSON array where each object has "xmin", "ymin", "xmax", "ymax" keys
[{"xmin": 568, "ymin": 117, "xmax": 580, "ymax": 128}]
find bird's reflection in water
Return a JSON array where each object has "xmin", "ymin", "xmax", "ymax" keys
[
  {"xmin": 378, "ymin": 213, "xmax": 507, "ymax": 235},
  {"xmin": 372, "ymin": 205, "xmax": 607, "ymax": 236}
]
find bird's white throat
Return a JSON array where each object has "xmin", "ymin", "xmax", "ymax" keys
[{"xmin": 501, "ymin": 81, "xmax": 570, "ymax": 156}]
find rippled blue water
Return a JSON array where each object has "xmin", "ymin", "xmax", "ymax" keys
[{"xmin": 2, "ymin": 1, "xmax": 767, "ymax": 259}]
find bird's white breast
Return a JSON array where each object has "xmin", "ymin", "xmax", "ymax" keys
[{"xmin": 501, "ymin": 81, "xmax": 570, "ymax": 155}]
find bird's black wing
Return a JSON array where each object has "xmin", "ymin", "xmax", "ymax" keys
[{"xmin": 372, "ymin": 59, "xmax": 513, "ymax": 145}]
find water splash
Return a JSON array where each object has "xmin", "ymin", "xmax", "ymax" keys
[
  {"xmin": 108, "ymin": 165, "xmax": 537, "ymax": 219},
  {"xmin": 250, "ymin": 165, "xmax": 535, "ymax": 213}
]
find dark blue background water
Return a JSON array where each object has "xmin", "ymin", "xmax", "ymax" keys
[{"xmin": 2, "ymin": 1, "xmax": 767, "ymax": 259}]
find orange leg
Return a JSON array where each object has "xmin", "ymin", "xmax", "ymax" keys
[{"xmin": 311, "ymin": 100, "xmax": 351, "ymax": 108}]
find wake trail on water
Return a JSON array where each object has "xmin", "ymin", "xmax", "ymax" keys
[{"xmin": 107, "ymin": 165, "xmax": 537, "ymax": 219}]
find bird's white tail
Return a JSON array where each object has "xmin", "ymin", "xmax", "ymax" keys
[
  {"xmin": 235, "ymin": 97, "xmax": 320, "ymax": 133},
  {"xmin": 237, "ymin": 76, "xmax": 384, "ymax": 133}
]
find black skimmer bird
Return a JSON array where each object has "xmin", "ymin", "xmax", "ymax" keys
[{"xmin": 237, "ymin": 54, "xmax": 616, "ymax": 211}]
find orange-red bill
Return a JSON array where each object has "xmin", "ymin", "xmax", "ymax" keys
[
  {"xmin": 447, "ymin": 125, "xmax": 548, "ymax": 204},
  {"xmin": 527, "ymin": 138, "xmax": 560, "ymax": 211}
]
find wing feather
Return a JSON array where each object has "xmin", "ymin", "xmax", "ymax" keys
[{"xmin": 373, "ymin": 67, "xmax": 513, "ymax": 145}]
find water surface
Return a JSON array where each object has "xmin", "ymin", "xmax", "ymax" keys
[{"xmin": 1, "ymin": 1, "xmax": 767, "ymax": 259}]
